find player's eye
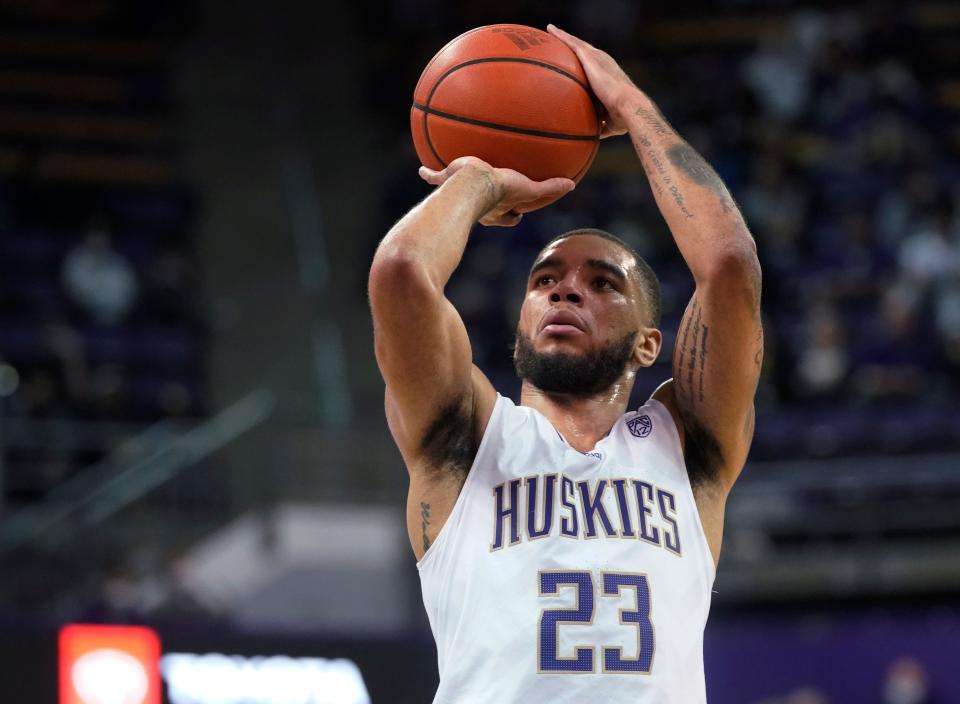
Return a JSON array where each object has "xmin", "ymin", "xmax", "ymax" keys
[
  {"xmin": 594, "ymin": 277, "xmax": 613, "ymax": 290},
  {"xmin": 536, "ymin": 275, "xmax": 554, "ymax": 287}
]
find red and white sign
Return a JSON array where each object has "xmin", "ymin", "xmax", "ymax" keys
[{"xmin": 59, "ymin": 624, "xmax": 161, "ymax": 704}]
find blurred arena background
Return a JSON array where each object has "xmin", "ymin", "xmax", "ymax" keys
[{"xmin": 0, "ymin": 0, "xmax": 958, "ymax": 702}]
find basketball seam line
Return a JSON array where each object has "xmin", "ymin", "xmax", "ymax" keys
[
  {"xmin": 413, "ymin": 103, "xmax": 599, "ymax": 141},
  {"xmin": 421, "ymin": 56, "xmax": 601, "ymax": 166},
  {"xmin": 433, "ymin": 56, "xmax": 594, "ymax": 94}
]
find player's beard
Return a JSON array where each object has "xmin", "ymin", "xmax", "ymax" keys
[{"xmin": 513, "ymin": 328, "xmax": 638, "ymax": 396}]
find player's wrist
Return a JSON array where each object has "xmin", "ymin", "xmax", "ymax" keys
[
  {"xmin": 614, "ymin": 88, "xmax": 654, "ymax": 127},
  {"xmin": 456, "ymin": 162, "xmax": 504, "ymax": 217}
]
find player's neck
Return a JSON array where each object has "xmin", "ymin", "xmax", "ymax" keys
[{"xmin": 519, "ymin": 378, "xmax": 633, "ymax": 453}]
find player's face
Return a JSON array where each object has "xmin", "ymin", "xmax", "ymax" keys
[{"xmin": 518, "ymin": 235, "xmax": 647, "ymax": 360}]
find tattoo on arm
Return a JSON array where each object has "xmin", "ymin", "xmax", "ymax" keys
[
  {"xmin": 420, "ymin": 501, "xmax": 432, "ymax": 551},
  {"xmin": 674, "ymin": 299, "xmax": 695, "ymax": 402},
  {"xmin": 675, "ymin": 299, "xmax": 707, "ymax": 406},
  {"xmin": 673, "ymin": 296, "xmax": 724, "ymax": 486},
  {"xmin": 666, "ymin": 142, "xmax": 744, "ymax": 218},
  {"xmin": 634, "ymin": 104, "xmax": 673, "ymax": 137},
  {"xmin": 632, "ymin": 133, "xmax": 695, "ymax": 219},
  {"xmin": 748, "ymin": 257, "xmax": 763, "ymax": 319},
  {"xmin": 698, "ymin": 322, "xmax": 709, "ymax": 404}
]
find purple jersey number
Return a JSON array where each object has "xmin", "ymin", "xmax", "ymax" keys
[
  {"xmin": 538, "ymin": 570, "xmax": 654, "ymax": 674},
  {"xmin": 538, "ymin": 571, "xmax": 595, "ymax": 672},
  {"xmin": 602, "ymin": 572, "xmax": 654, "ymax": 673}
]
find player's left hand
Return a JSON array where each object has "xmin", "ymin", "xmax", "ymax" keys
[
  {"xmin": 418, "ymin": 156, "xmax": 575, "ymax": 227},
  {"xmin": 547, "ymin": 24, "xmax": 640, "ymax": 139}
]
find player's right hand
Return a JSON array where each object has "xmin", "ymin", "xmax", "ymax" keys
[
  {"xmin": 418, "ymin": 156, "xmax": 575, "ymax": 227},
  {"xmin": 547, "ymin": 24, "xmax": 639, "ymax": 139}
]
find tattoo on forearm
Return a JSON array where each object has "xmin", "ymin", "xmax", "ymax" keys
[
  {"xmin": 634, "ymin": 104, "xmax": 672, "ymax": 137},
  {"xmin": 666, "ymin": 143, "xmax": 742, "ymax": 218},
  {"xmin": 420, "ymin": 501, "xmax": 431, "ymax": 551},
  {"xmin": 698, "ymin": 323, "xmax": 709, "ymax": 403},
  {"xmin": 666, "ymin": 143, "xmax": 725, "ymax": 193},
  {"xmin": 632, "ymin": 133, "xmax": 695, "ymax": 219}
]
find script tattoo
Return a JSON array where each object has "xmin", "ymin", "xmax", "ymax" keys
[
  {"xmin": 634, "ymin": 104, "xmax": 672, "ymax": 137},
  {"xmin": 632, "ymin": 133, "xmax": 694, "ymax": 219},
  {"xmin": 698, "ymin": 322, "xmax": 709, "ymax": 403},
  {"xmin": 673, "ymin": 296, "xmax": 724, "ymax": 486},
  {"xmin": 748, "ymin": 256, "xmax": 763, "ymax": 319},
  {"xmin": 420, "ymin": 501, "xmax": 432, "ymax": 551},
  {"xmin": 674, "ymin": 298, "xmax": 708, "ymax": 405}
]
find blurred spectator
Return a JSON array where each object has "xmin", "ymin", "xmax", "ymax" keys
[
  {"xmin": 851, "ymin": 281, "xmax": 933, "ymax": 401},
  {"xmin": 793, "ymin": 301, "xmax": 850, "ymax": 400},
  {"xmin": 741, "ymin": 154, "xmax": 807, "ymax": 271},
  {"xmin": 755, "ymin": 687, "xmax": 830, "ymax": 704},
  {"xmin": 883, "ymin": 657, "xmax": 932, "ymax": 704},
  {"xmin": 742, "ymin": 11, "xmax": 824, "ymax": 122},
  {"xmin": 876, "ymin": 170, "xmax": 940, "ymax": 250},
  {"xmin": 61, "ymin": 219, "xmax": 140, "ymax": 326},
  {"xmin": 786, "ymin": 689, "xmax": 829, "ymax": 704},
  {"xmin": 897, "ymin": 201, "xmax": 960, "ymax": 288}
]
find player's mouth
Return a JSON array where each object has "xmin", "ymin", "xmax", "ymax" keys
[{"xmin": 540, "ymin": 309, "xmax": 587, "ymax": 336}]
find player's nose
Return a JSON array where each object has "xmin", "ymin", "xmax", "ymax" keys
[{"xmin": 549, "ymin": 277, "xmax": 583, "ymax": 305}]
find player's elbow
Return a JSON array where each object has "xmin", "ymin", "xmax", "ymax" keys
[
  {"xmin": 705, "ymin": 241, "xmax": 759, "ymax": 280},
  {"xmin": 368, "ymin": 247, "xmax": 440, "ymax": 314},
  {"xmin": 702, "ymin": 244, "xmax": 762, "ymax": 308}
]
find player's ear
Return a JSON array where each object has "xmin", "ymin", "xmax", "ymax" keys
[{"xmin": 633, "ymin": 328, "xmax": 661, "ymax": 369}]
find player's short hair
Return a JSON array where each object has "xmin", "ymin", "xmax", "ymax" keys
[{"xmin": 540, "ymin": 228, "xmax": 662, "ymax": 328}]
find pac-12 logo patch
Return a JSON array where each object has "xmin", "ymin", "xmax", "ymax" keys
[{"xmin": 627, "ymin": 415, "xmax": 653, "ymax": 438}]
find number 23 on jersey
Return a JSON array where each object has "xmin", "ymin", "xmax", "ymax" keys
[{"xmin": 538, "ymin": 570, "xmax": 654, "ymax": 674}]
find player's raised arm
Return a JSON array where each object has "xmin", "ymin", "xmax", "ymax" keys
[
  {"xmin": 549, "ymin": 25, "xmax": 763, "ymax": 491},
  {"xmin": 368, "ymin": 156, "xmax": 574, "ymax": 465}
]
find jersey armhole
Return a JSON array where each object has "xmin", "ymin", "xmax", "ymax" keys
[
  {"xmin": 416, "ymin": 393, "xmax": 507, "ymax": 572},
  {"xmin": 645, "ymin": 397, "xmax": 717, "ymax": 586}
]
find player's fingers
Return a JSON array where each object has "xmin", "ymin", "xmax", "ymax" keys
[
  {"xmin": 514, "ymin": 182, "xmax": 575, "ymax": 214},
  {"xmin": 547, "ymin": 24, "xmax": 593, "ymax": 51},
  {"xmin": 418, "ymin": 166, "xmax": 446, "ymax": 185},
  {"xmin": 534, "ymin": 178, "xmax": 576, "ymax": 198},
  {"xmin": 481, "ymin": 210, "xmax": 523, "ymax": 227},
  {"xmin": 546, "ymin": 24, "xmax": 579, "ymax": 53},
  {"xmin": 500, "ymin": 211, "xmax": 523, "ymax": 227},
  {"xmin": 600, "ymin": 121, "xmax": 627, "ymax": 139}
]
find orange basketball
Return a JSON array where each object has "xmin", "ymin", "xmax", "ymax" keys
[{"xmin": 411, "ymin": 24, "xmax": 600, "ymax": 188}]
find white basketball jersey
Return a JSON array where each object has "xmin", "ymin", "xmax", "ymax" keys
[{"xmin": 417, "ymin": 393, "xmax": 716, "ymax": 703}]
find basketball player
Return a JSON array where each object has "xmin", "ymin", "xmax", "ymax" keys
[{"xmin": 369, "ymin": 25, "xmax": 762, "ymax": 703}]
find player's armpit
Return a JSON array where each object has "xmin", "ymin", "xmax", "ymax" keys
[
  {"xmin": 670, "ymin": 250, "xmax": 762, "ymax": 489},
  {"xmin": 370, "ymin": 254, "xmax": 496, "ymax": 470}
]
